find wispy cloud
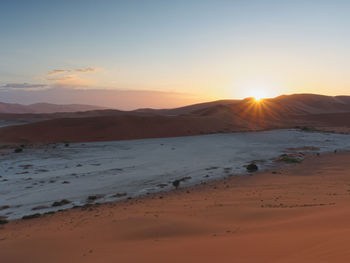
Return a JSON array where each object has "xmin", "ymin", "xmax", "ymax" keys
[
  {"xmin": 48, "ymin": 74, "xmax": 95, "ymax": 86},
  {"xmin": 0, "ymin": 83, "xmax": 47, "ymax": 90},
  {"xmin": 47, "ymin": 67, "xmax": 99, "ymax": 86},
  {"xmin": 47, "ymin": 69, "xmax": 70, "ymax": 76},
  {"xmin": 75, "ymin": 67, "xmax": 98, "ymax": 73},
  {"xmin": 48, "ymin": 67, "xmax": 98, "ymax": 76}
]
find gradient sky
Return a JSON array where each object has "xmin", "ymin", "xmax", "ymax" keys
[{"xmin": 1, "ymin": 0, "xmax": 349, "ymax": 109}]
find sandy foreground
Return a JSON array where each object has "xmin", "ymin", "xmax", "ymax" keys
[{"xmin": 1, "ymin": 152, "xmax": 350, "ymax": 262}]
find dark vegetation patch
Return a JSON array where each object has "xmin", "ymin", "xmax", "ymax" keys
[
  {"xmin": 172, "ymin": 176, "xmax": 192, "ymax": 189},
  {"xmin": 246, "ymin": 163, "xmax": 258, "ymax": 173},
  {"xmin": 52, "ymin": 199, "xmax": 71, "ymax": 207},
  {"xmin": 32, "ymin": 205, "xmax": 50, "ymax": 211},
  {"xmin": 0, "ymin": 219, "xmax": 9, "ymax": 225},
  {"xmin": 112, "ymin": 193, "xmax": 128, "ymax": 198},
  {"xmin": 87, "ymin": 194, "xmax": 105, "ymax": 201},
  {"xmin": 22, "ymin": 213, "xmax": 41, "ymax": 220},
  {"xmin": 14, "ymin": 148, "xmax": 23, "ymax": 153},
  {"xmin": 280, "ymin": 155, "xmax": 301, "ymax": 163}
]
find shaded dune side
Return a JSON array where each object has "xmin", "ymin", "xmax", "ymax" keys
[
  {"xmin": 1, "ymin": 94, "xmax": 350, "ymax": 144},
  {"xmin": 0, "ymin": 112, "xmax": 289, "ymax": 144}
]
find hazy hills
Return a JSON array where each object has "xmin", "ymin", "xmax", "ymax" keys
[{"xmin": 0, "ymin": 102, "xmax": 106, "ymax": 114}]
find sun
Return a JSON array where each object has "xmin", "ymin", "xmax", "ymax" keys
[
  {"xmin": 251, "ymin": 89, "xmax": 267, "ymax": 102},
  {"xmin": 254, "ymin": 95, "xmax": 263, "ymax": 102}
]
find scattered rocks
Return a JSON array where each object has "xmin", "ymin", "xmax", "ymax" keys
[
  {"xmin": 62, "ymin": 181, "xmax": 70, "ymax": 184},
  {"xmin": 157, "ymin": 184, "xmax": 168, "ymax": 188}
]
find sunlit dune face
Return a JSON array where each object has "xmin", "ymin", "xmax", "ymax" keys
[{"xmin": 238, "ymin": 87, "xmax": 285, "ymax": 127}]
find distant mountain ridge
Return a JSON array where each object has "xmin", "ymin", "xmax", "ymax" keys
[{"xmin": 0, "ymin": 102, "xmax": 106, "ymax": 114}]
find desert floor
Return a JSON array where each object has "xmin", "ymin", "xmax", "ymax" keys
[{"xmin": 1, "ymin": 152, "xmax": 350, "ymax": 262}]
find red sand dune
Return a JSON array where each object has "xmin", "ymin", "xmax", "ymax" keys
[{"xmin": 0, "ymin": 94, "xmax": 350, "ymax": 144}]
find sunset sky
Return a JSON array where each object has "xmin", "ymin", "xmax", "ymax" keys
[{"xmin": 1, "ymin": 0, "xmax": 349, "ymax": 109}]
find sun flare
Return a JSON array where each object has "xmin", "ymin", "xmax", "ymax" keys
[
  {"xmin": 251, "ymin": 89, "xmax": 267, "ymax": 102},
  {"xmin": 254, "ymin": 95, "xmax": 263, "ymax": 102}
]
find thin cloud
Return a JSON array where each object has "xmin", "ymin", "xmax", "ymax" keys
[
  {"xmin": 48, "ymin": 74, "xmax": 94, "ymax": 86},
  {"xmin": 48, "ymin": 75, "xmax": 75, "ymax": 81},
  {"xmin": 47, "ymin": 69, "xmax": 71, "ymax": 76},
  {"xmin": 0, "ymin": 83, "xmax": 47, "ymax": 90},
  {"xmin": 48, "ymin": 67, "xmax": 98, "ymax": 76},
  {"xmin": 75, "ymin": 67, "xmax": 97, "ymax": 73}
]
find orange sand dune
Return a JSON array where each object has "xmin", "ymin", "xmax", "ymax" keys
[
  {"xmin": 1, "ymin": 152, "xmax": 350, "ymax": 262},
  {"xmin": 1, "ymin": 94, "xmax": 350, "ymax": 144},
  {"xmin": 0, "ymin": 111, "xmax": 288, "ymax": 144}
]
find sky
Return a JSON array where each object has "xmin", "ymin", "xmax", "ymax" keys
[{"xmin": 0, "ymin": 0, "xmax": 349, "ymax": 109}]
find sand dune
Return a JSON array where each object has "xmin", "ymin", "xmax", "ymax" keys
[
  {"xmin": 0, "ymin": 94, "xmax": 350, "ymax": 144},
  {"xmin": 1, "ymin": 152, "xmax": 350, "ymax": 262}
]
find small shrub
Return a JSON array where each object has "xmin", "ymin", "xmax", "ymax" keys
[
  {"xmin": 112, "ymin": 193, "xmax": 128, "ymax": 198},
  {"xmin": 0, "ymin": 219, "xmax": 9, "ymax": 225},
  {"xmin": 246, "ymin": 163, "xmax": 258, "ymax": 172},
  {"xmin": 281, "ymin": 156, "xmax": 300, "ymax": 163},
  {"xmin": 301, "ymin": 127, "xmax": 317, "ymax": 132},
  {"xmin": 22, "ymin": 213, "xmax": 41, "ymax": 220},
  {"xmin": 87, "ymin": 194, "xmax": 105, "ymax": 201},
  {"xmin": 172, "ymin": 180, "xmax": 181, "ymax": 189},
  {"xmin": 14, "ymin": 148, "xmax": 23, "ymax": 153},
  {"xmin": 52, "ymin": 199, "xmax": 71, "ymax": 207}
]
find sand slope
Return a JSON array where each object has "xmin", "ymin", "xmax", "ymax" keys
[
  {"xmin": 1, "ymin": 153, "xmax": 350, "ymax": 262},
  {"xmin": 1, "ymin": 94, "xmax": 350, "ymax": 143}
]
